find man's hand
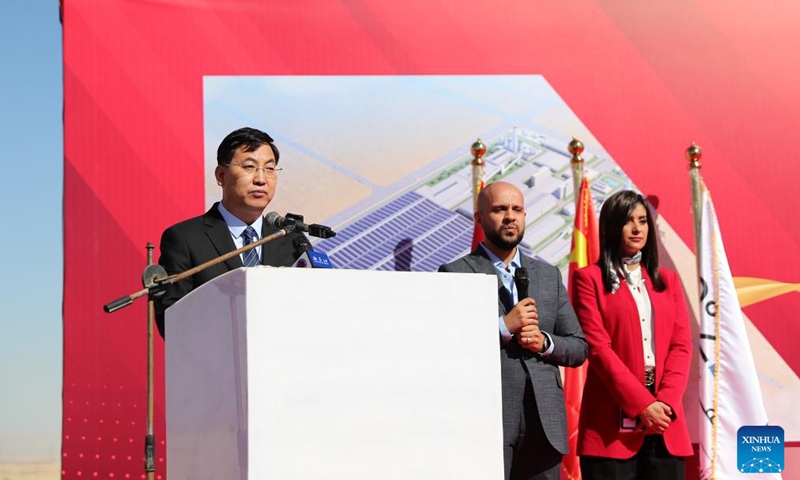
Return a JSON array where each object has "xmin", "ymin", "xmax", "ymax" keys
[
  {"xmin": 518, "ymin": 322, "xmax": 545, "ymax": 352},
  {"xmin": 637, "ymin": 401, "xmax": 673, "ymax": 434},
  {"xmin": 504, "ymin": 298, "xmax": 542, "ymax": 350}
]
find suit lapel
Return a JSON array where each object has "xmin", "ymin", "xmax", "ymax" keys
[
  {"xmin": 521, "ymin": 255, "xmax": 539, "ymax": 302},
  {"xmin": 204, "ymin": 203, "xmax": 243, "ymax": 271},
  {"xmin": 465, "ymin": 247, "xmax": 513, "ymax": 314},
  {"xmin": 463, "ymin": 248, "xmax": 498, "ymax": 275}
]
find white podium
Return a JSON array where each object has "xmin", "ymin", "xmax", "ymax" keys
[{"xmin": 165, "ymin": 267, "xmax": 503, "ymax": 480}]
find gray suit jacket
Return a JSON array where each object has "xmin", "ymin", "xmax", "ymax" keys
[{"xmin": 439, "ymin": 247, "xmax": 587, "ymax": 454}]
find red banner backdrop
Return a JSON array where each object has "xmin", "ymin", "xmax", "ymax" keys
[{"xmin": 62, "ymin": 1, "xmax": 800, "ymax": 478}]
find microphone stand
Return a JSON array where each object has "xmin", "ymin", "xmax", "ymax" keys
[
  {"xmin": 102, "ymin": 224, "xmax": 296, "ymax": 480},
  {"xmin": 144, "ymin": 243, "xmax": 157, "ymax": 480},
  {"xmin": 104, "ymin": 226, "xmax": 296, "ymax": 313}
]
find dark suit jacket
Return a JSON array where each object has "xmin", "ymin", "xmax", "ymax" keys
[
  {"xmin": 154, "ymin": 202, "xmax": 308, "ymax": 337},
  {"xmin": 571, "ymin": 264, "xmax": 693, "ymax": 459},
  {"xmin": 439, "ymin": 247, "xmax": 587, "ymax": 455}
]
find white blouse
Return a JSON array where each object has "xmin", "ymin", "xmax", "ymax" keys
[{"xmin": 626, "ymin": 266, "xmax": 655, "ymax": 368}]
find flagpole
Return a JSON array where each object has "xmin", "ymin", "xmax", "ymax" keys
[
  {"xmin": 686, "ymin": 142, "xmax": 719, "ymax": 480},
  {"xmin": 563, "ymin": 136, "xmax": 589, "ymax": 480},
  {"xmin": 471, "ymin": 138, "xmax": 487, "ymax": 209},
  {"xmin": 692, "ymin": 144, "xmax": 779, "ymax": 480},
  {"xmin": 687, "ymin": 142, "xmax": 703, "ymax": 268},
  {"xmin": 469, "ymin": 138, "xmax": 487, "ymax": 250},
  {"xmin": 568, "ymin": 137, "xmax": 585, "ymax": 203}
]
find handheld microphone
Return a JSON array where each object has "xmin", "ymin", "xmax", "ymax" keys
[
  {"xmin": 265, "ymin": 212, "xmax": 337, "ymax": 239},
  {"xmin": 291, "ymin": 237, "xmax": 333, "ymax": 269},
  {"xmin": 514, "ymin": 267, "xmax": 530, "ymax": 301}
]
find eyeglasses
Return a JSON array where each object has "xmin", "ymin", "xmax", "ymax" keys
[{"xmin": 223, "ymin": 162, "xmax": 283, "ymax": 178}]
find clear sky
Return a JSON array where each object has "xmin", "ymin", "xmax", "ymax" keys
[{"xmin": 0, "ymin": 0, "xmax": 64, "ymax": 461}]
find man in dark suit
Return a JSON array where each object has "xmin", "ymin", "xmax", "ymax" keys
[
  {"xmin": 439, "ymin": 182, "xmax": 587, "ymax": 480},
  {"xmin": 155, "ymin": 127, "xmax": 307, "ymax": 338}
]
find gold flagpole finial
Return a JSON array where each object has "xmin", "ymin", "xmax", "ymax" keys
[
  {"xmin": 686, "ymin": 142, "xmax": 702, "ymax": 170},
  {"xmin": 471, "ymin": 138, "xmax": 487, "ymax": 166},
  {"xmin": 568, "ymin": 137, "xmax": 584, "ymax": 165}
]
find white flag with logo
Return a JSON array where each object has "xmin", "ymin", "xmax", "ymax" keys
[{"xmin": 698, "ymin": 184, "xmax": 779, "ymax": 479}]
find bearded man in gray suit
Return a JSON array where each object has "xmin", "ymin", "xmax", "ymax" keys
[{"xmin": 439, "ymin": 182, "xmax": 587, "ymax": 480}]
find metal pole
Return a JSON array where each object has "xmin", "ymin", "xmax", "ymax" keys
[
  {"xmin": 568, "ymin": 137, "xmax": 585, "ymax": 209},
  {"xmin": 471, "ymin": 138, "xmax": 487, "ymax": 210},
  {"xmin": 687, "ymin": 142, "xmax": 703, "ymax": 274},
  {"xmin": 144, "ymin": 243, "xmax": 156, "ymax": 480}
]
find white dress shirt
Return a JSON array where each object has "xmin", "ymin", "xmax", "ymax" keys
[{"xmin": 217, "ymin": 202, "xmax": 264, "ymax": 264}]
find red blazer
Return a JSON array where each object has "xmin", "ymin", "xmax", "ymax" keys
[{"xmin": 571, "ymin": 264, "xmax": 693, "ymax": 459}]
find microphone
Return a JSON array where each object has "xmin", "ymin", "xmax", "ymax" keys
[
  {"xmin": 265, "ymin": 212, "xmax": 337, "ymax": 239},
  {"xmin": 514, "ymin": 267, "xmax": 530, "ymax": 301},
  {"xmin": 291, "ymin": 237, "xmax": 333, "ymax": 269}
]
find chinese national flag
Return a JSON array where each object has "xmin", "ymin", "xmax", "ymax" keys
[{"xmin": 562, "ymin": 177, "xmax": 599, "ymax": 480}]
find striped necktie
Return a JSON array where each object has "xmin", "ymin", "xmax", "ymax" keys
[{"xmin": 241, "ymin": 226, "xmax": 261, "ymax": 267}]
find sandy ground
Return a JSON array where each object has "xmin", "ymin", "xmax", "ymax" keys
[{"xmin": 0, "ymin": 462, "xmax": 60, "ymax": 480}]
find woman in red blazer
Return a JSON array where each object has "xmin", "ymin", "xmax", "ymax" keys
[{"xmin": 571, "ymin": 191, "xmax": 693, "ymax": 480}]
